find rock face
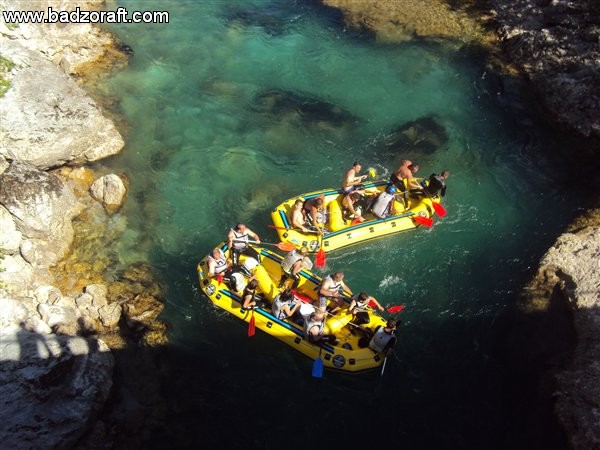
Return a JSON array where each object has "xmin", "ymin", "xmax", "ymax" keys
[
  {"xmin": 89, "ymin": 173, "xmax": 128, "ymax": 214},
  {"xmin": 0, "ymin": 327, "xmax": 114, "ymax": 450},
  {"xmin": 0, "ymin": 160, "xmax": 82, "ymax": 293},
  {"xmin": 486, "ymin": 0, "xmax": 600, "ymax": 150},
  {"xmin": 516, "ymin": 209, "xmax": 600, "ymax": 449},
  {"xmin": 0, "ymin": 43, "xmax": 124, "ymax": 169}
]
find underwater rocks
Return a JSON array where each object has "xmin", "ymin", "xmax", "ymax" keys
[
  {"xmin": 251, "ymin": 88, "xmax": 359, "ymax": 130},
  {"xmin": 382, "ymin": 116, "xmax": 449, "ymax": 155},
  {"xmin": 89, "ymin": 173, "xmax": 129, "ymax": 214},
  {"xmin": 321, "ymin": 0, "xmax": 484, "ymax": 43}
]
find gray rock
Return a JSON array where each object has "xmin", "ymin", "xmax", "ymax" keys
[
  {"xmin": 37, "ymin": 303, "xmax": 77, "ymax": 329},
  {"xmin": 0, "ymin": 327, "xmax": 114, "ymax": 449},
  {"xmin": 0, "ymin": 298, "xmax": 29, "ymax": 329},
  {"xmin": 98, "ymin": 303, "xmax": 122, "ymax": 329},
  {"xmin": 0, "ymin": 161, "xmax": 80, "ymax": 262},
  {"xmin": 0, "ymin": 40, "xmax": 124, "ymax": 169},
  {"xmin": 90, "ymin": 174, "xmax": 128, "ymax": 213},
  {"xmin": 0, "ymin": 205, "xmax": 22, "ymax": 254}
]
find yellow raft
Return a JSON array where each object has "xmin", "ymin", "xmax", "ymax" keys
[
  {"xmin": 270, "ymin": 179, "xmax": 439, "ymax": 254},
  {"xmin": 197, "ymin": 244, "xmax": 390, "ymax": 373}
]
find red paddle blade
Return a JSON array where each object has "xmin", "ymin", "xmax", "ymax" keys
[
  {"xmin": 432, "ymin": 201, "xmax": 447, "ymax": 218},
  {"xmin": 292, "ymin": 290, "xmax": 311, "ymax": 304},
  {"xmin": 275, "ymin": 242, "xmax": 297, "ymax": 252},
  {"xmin": 351, "ymin": 217, "xmax": 362, "ymax": 225},
  {"xmin": 217, "ymin": 274, "xmax": 223, "ymax": 286},
  {"xmin": 248, "ymin": 311, "xmax": 255, "ymax": 337},
  {"xmin": 368, "ymin": 300, "xmax": 376, "ymax": 308},
  {"xmin": 414, "ymin": 215, "xmax": 433, "ymax": 228},
  {"xmin": 387, "ymin": 305, "xmax": 405, "ymax": 314},
  {"xmin": 315, "ymin": 248, "xmax": 326, "ymax": 268}
]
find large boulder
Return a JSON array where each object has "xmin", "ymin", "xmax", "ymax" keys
[{"xmin": 0, "ymin": 42, "xmax": 124, "ymax": 169}]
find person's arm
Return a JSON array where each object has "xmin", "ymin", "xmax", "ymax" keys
[
  {"xmin": 247, "ymin": 228, "xmax": 260, "ymax": 243},
  {"xmin": 340, "ymin": 281, "xmax": 352, "ymax": 296},
  {"xmin": 383, "ymin": 336, "xmax": 397, "ymax": 355},
  {"xmin": 368, "ymin": 296, "xmax": 384, "ymax": 312},
  {"xmin": 226, "ymin": 231, "xmax": 235, "ymax": 257},
  {"xmin": 440, "ymin": 185, "xmax": 447, "ymax": 197},
  {"xmin": 348, "ymin": 299, "xmax": 357, "ymax": 314},
  {"xmin": 207, "ymin": 260, "xmax": 217, "ymax": 278}
]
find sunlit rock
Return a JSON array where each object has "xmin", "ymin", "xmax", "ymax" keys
[
  {"xmin": 0, "ymin": 205, "xmax": 21, "ymax": 254},
  {"xmin": 89, "ymin": 173, "xmax": 128, "ymax": 214}
]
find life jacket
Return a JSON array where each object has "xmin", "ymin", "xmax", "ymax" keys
[
  {"xmin": 272, "ymin": 294, "xmax": 295, "ymax": 320},
  {"xmin": 207, "ymin": 249, "xmax": 228, "ymax": 275},
  {"xmin": 231, "ymin": 228, "xmax": 249, "ymax": 250},
  {"xmin": 371, "ymin": 191, "xmax": 394, "ymax": 219},
  {"xmin": 319, "ymin": 275, "xmax": 342, "ymax": 299},
  {"xmin": 369, "ymin": 326, "xmax": 395, "ymax": 353},
  {"xmin": 304, "ymin": 314, "xmax": 324, "ymax": 339},
  {"xmin": 352, "ymin": 298, "xmax": 370, "ymax": 314},
  {"xmin": 281, "ymin": 250, "xmax": 304, "ymax": 274},
  {"xmin": 426, "ymin": 173, "xmax": 445, "ymax": 196}
]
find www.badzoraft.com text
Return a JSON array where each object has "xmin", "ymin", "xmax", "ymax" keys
[{"xmin": 2, "ymin": 7, "xmax": 169, "ymax": 24}]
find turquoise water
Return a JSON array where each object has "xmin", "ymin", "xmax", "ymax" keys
[{"xmin": 101, "ymin": 1, "xmax": 574, "ymax": 448}]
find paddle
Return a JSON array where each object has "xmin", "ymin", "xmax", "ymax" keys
[
  {"xmin": 315, "ymin": 233, "xmax": 326, "ymax": 268},
  {"xmin": 248, "ymin": 309, "xmax": 255, "ymax": 337},
  {"xmin": 312, "ymin": 348, "xmax": 324, "ymax": 378},
  {"xmin": 217, "ymin": 273, "xmax": 224, "ymax": 286},
  {"xmin": 268, "ymin": 224, "xmax": 288, "ymax": 231},
  {"xmin": 432, "ymin": 201, "xmax": 447, "ymax": 217},
  {"xmin": 367, "ymin": 301, "xmax": 405, "ymax": 314},
  {"xmin": 380, "ymin": 355, "xmax": 388, "ymax": 376},
  {"xmin": 413, "ymin": 215, "xmax": 433, "ymax": 228},
  {"xmin": 236, "ymin": 239, "xmax": 297, "ymax": 252}
]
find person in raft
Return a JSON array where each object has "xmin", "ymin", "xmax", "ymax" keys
[
  {"xmin": 369, "ymin": 319, "xmax": 398, "ymax": 355},
  {"xmin": 279, "ymin": 246, "xmax": 312, "ymax": 288},
  {"xmin": 370, "ymin": 185, "xmax": 398, "ymax": 219},
  {"xmin": 207, "ymin": 247, "xmax": 232, "ymax": 279},
  {"xmin": 290, "ymin": 198, "xmax": 311, "ymax": 233},
  {"xmin": 240, "ymin": 278, "xmax": 259, "ymax": 313},
  {"xmin": 342, "ymin": 161, "xmax": 368, "ymax": 193},
  {"xmin": 348, "ymin": 292, "xmax": 384, "ymax": 326},
  {"xmin": 227, "ymin": 223, "xmax": 261, "ymax": 266},
  {"xmin": 303, "ymin": 194, "xmax": 327, "ymax": 232},
  {"xmin": 390, "ymin": 160, "xmax": 420, "ymax": 208},
  {"xmin": 318, "ymin": 271, "xmax": 352, "ymax": 314},
  {"xmin": 423, "ymin": 170, "xmax": 450, "ymax": 197},
  {"xmin": 304, "ymin": 311, "xmax": 337, "ymax": 345},
  {"xmin": 272, "ymin": 288, "xmax": 302, "ymax": 321}
]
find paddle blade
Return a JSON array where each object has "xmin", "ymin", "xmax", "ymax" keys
[
  {"xmin": 217, "ymin": 274, "xmax": 223, "ymax": 286},
  {"xmin": 350, "ymin": 217, "xmax": 362, "ymax": 225},
  {"xmin": 312, "ymin": 355, "xmax": 324, "ymax": 378},
  {"xmin": 432, "ymin": 201, "xmax": 447, "ymax": 218},
  {"xmin": 414, "ymin": 215, "xmax": 433, "ymax": 228},
  {"xmin": 380, "ymin": 356, "xmax": 388, "ymax": 377},
  {"xmin": 275, "ymin": 242, "xmax": 297, "ymax": 252},
  {"xmin": 315, "ymin": 248, "xmax": 326, "ymax": 268},
  {"xmin": 387, "ymin": 305, "xmax": 405, "ymax": 314},
  {"xmin": 248, "ymin": 311, "xmax": 255, "ymax": 337},
  {"xmin": 268, "ymin": 224, "xmax": 288, "ymax": 231}
]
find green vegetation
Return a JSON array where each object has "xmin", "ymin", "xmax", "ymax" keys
[
  {"xmin": 5, "ymin": 21, "xmax": 18, "ymax": 31},
  {"xmin": 0, "ymin": 54, "xmax": 15, "ymax": 97}
]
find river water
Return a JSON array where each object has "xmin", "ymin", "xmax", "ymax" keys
[{"xmin": 99, "ymin": 1, "xmax": 574, "ymax": 448}]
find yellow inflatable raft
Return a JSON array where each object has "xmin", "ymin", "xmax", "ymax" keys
[
  {"xmin": 197, "ymin": 244, "xmax": 391, "ymax": 373},
  {"xmin": 270, "ymin": 179, "xmax": 439, "ymax": 254}
]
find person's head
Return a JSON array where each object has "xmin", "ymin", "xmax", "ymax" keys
[
  {"xmin": 440, "ymin": 170, "xmax": 449, "ymax": 179},
  {"xmin": 211, "ymin": 248, "xmax": 223, "ymax": 259},
  {"xmin": 386, "ymin": 319, "xmax": 397, "ymax": 330},
  {"xmin": 247, "ymin": 279, "xmax": 258, "ymax": 289},
  {"xmin": 235, "ymin": 223, "xmax": 247, "ymax": 233},
  {"xmin": 315, "ymin": 196, "xmax": 324, "ymax": 207},
  {"xmin": 386, "ymin": 185, "xmax": 397, "ymax": 195},
  {"xmin": 357, "ymin": 292, "xmax": 369, "ymax": 302},
  {"xmin": 332, "ymin": 272, "xmax": 344, "ymax": 282},
  {"xmin": 350, "ymin": 192, "xmax": 361, "ymax": 202},
  {"xmin": 294, "ymin": 199, "xmax": 303, "ymax": 208},
  {"xmin": 281, "ymin": 287, "xmax": 293, "ymax": 299},
  {"xmin": 408, "ymin": 163, "xmax": 419, "ymax": 174},
  {"xmin": 352, "ymin": 161, "xmax": 362, "ymax": 172},
  {"xmin": 311, "ymin": 311, "xmax": 325, "ymax": 321}
]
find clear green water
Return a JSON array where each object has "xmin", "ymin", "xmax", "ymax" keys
[{"xmin": 101, "ymin": 1, "xmax": 573, "ymax": 448}]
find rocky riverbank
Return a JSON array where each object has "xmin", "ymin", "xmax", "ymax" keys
[
  {"xmin": 322, "ymin": 1, "xmax": 600, "ymax": 448},
  {"xmin": 0, "ymin": 0, "xmax": 167, "ymax": 447},
  {"xmin": 1, "ymin": 0, "xmax": 598, "ymax": 448}
]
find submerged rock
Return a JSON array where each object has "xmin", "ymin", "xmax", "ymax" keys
[
  {"xmin": 383, "ymin": 116, "xmax": 448, "ymax": 155},
  {"xmin": 251, "ymin": 88, "xmax": 359, "ymax": 129}
]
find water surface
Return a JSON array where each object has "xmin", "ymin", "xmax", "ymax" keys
[{"xmin": 100, "ymin": 1, "xmax": 573, "ymax": 448}]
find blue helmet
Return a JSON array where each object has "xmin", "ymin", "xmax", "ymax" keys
[{"xmin": 386, "ymin": 185, "xmax": 397, "ymax": 194}]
